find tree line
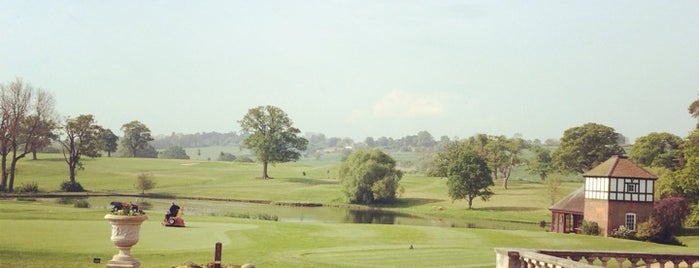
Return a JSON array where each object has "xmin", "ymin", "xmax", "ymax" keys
[{"xmin": 0, "ymin": 78, "xmax": 158, "ymax": 192}]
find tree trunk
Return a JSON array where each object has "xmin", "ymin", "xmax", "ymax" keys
[
  {"xmin": 69, "ymin": 161, "xmax": 76, "ymax": 183},
  {"xmin": 262, "ymin": 161, "xmax": 269, "ymax": 179},
  {"xmin": 468, "ymin": 196, "xmax": 474, "ymax": 209},
  {"xmin": 0, "ymin": 153, "xmax": 7, "ymax": 190},
  {"xmin": 32, "ymin": 150, "xmax": 37, "ymax": 160}
]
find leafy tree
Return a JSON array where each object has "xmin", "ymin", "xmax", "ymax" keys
[
  {"xmin": 428, "ymin": 140, "xmax": 468, "ymax": 177},
  {"xmin": 689, "ymin": 96, "xmax": 699, "ymax": 128},
  {"xmin": 662, "ymin": 156, "xmax": 699, "ymax": 205},
  {"xmin": 544, "ymin": 174, "xmax": 563, "ymax": 205},
  {"xmin": 653, "ymin": 196, "xmax": 690, "ymax": 235},
  {"xmin": 415, "ymin": 130, "xmax": 436, "ymax": 147},
  {"xmin": 59, "ymin": 115, "xmax": 104, "ymax": 184},
  {"xmin": 498, "ymin": 137, "xmax": 526, "ymax": 189},
  {"xmin": 239, "ymin": 105, "xmax": 308, "ymax": 179},
  {"xmin": 134, "ymin": 173, "xmax": 156, "ymax": 195},
  {"xmin": 0, "ymin": 79, "xmax": 58, "ymax": 191},
  {"xmin": 339, "ymin": 149, "xmax": 402, "ymax": 204},
  {"xmin": 629, "ymin": 132, "xmax": 682, "ymax": 170},
  {"xmin": 458, "ymin": 134, "xmax": 525, "ymax": 189},
  {"xmin": 217, "ymin": 152, "xmax": 237, "ymax": 161},
  {"xmin": 446, "ymin": 149, "xmax": 494, "ymax": 209},
  {"xmin": 552, "ymin": 123, "xmax": 624, "ymax": 173},
  {"xmin": 120, "ymin": 120, "xmax": 155, "ymax": 158},
  {"xmin": 158, "ymin": 145, "xmax": 190, "ymax": 159},
  {"xmin": 100, "ymin": 128, "xmax": 119, "ymax": 157},
  {"xmin": 526, "ymin": 145, "xmax": 553, "ymax": 180}
]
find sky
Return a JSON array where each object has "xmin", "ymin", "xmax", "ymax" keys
[{"xmin": 1, "ymin": 1, "xmax": 698, "ymax": 142}]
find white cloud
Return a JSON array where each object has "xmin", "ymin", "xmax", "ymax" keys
[
  {"xmin": 370, "ymin": 89, "xmax": 446, "ymax": 118},
  {"xmin": 347, "ymin": 89, "xmax": 447, "ymax": 124}
]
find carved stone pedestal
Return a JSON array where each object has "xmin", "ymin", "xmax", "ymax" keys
[{"xmin": 104, "ymin": 214, "xmax": 148, "ymax": 268}]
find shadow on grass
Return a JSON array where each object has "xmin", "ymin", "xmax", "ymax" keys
[
  {"xmin": 286, "ymin": 177, "xmax": 338, "ymax": 185},
  {"xmin": 475, "ymin": 206, "xmax": 541, "ymax": 212},
  {"xmin": 145, "ymin": 193, "xmax": 177, "ymax": 199},
  {"xmin": 679, "ymin": 227, "xmax": 699, "ymax": 236},
  {"xmin": 382, "ymin": 197, "xmax": 444, "ymax": 208}
]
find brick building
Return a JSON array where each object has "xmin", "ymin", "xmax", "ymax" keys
[{"xmin": 549, "ymin": 155, "xmax": 656, "ymax": 236}]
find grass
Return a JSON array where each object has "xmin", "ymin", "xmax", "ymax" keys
[
  {"xmin": 1, "ymin": 199, "xmax": 697, "ymax": 267},
  {"xmin": 1, "ymin": 153, "xmax": 697, "ymax": 267}
]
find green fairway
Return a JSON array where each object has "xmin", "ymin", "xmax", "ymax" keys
[
  {"xmin": 1, "ymin": 153, "xmax": 697, "ymax": 267},
  {"xmin": 1, "ymin": 199, "xmax": 698, "ymax": 267}
]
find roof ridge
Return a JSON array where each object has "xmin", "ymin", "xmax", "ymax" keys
[{"xmin": 607, "ymin": 155, "xmax": 620, "ymax": 177}]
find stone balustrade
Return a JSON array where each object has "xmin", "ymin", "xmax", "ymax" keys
[{"xmin": 496, "ymin": 248, "xmax": 699, "ymax": 268}]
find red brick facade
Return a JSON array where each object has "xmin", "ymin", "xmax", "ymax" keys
[{"xmin": 584, "ymin": 199, "xmax": 653, "ymax": 236}]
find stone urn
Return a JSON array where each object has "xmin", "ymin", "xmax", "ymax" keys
[{"xmin": 104, "ymin": 214, "xmax": 148, "ymax": 268}]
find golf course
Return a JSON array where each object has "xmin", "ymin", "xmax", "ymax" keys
[{"xmin": 1, "ymin": 153, "xmax": 697, "ymax": 267}]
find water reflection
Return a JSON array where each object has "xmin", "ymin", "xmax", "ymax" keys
[{"xmin": 344, "ymin": 209, "xmax": 398, "ymax": 224}]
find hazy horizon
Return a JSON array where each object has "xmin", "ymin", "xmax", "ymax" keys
[{"xmin": 2, "ymin": 1, "xmax": 697, "ymax": 142}]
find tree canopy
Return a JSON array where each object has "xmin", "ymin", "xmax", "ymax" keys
[
  {"xmin": 629, "ymin": 132, "xmax": 683, "ymax": 171},
  {"xmin": 100, "ymin": 128, "xmax": 119, "ymax": 157},
  {"xmin": 239, "ymin": 105, "xmax": 308, "ymax": 179},
  {"xmin": 158, "ymin": 145, "xmax": 190, "ymax": 159},
  {"xmin": 445, "ymin": 148, "xmax": 494, "ymax": 209},
  {"xmin": 120, "ymin": 121, "xmax": 155, "ymax": 158},
  {"xmin": 552, "ymin": 123, "xmax": 624, "ymax": 173},
  {"xmin": 526, "ymin": 145, "xmax": 553, "ymax": 180},
  {"xmin": 0, "ymin": 78, "xmax": 58, "ymax": 192},
  {"xmin": 339, "ymin": 148, "xmax": 403, "ymax": 204},
  {"xmin": 60, "ymin": 114, "xmax": 104, "ymax": 184}
]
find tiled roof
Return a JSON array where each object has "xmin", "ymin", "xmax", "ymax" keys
[
  {"xmin": 548, "ymin": 187, "xmax": 584, "ymax": 214},
  {"xmin": 582, "ymin": 155, "xmax": 657, "ymax": 180}
]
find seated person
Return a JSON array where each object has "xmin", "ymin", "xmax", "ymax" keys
[{"xmin": 165, "ymin": 202, "xmax": 180, "ymax": 221}]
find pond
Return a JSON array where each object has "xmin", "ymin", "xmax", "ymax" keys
[{"xmin": 50, "ymin": 196, "xmax": 538, "ymax": 230}]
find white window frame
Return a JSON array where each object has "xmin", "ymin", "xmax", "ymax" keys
[{"xmin": 625, "ymin": 213, "xmax": 637, "ymax": 231}]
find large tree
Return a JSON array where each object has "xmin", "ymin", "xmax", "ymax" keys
[
  {"xmin": 100, "ymin": 128, "xmax": 119, "ymax": 157},
  {"xmin": 60, "ymin": 115, "xmax": 104, "ymax": 184},
  {"xmin": 629, "ymin": 132, "xmax": 683, "ymax": 171},
  {"xmin": 446, "ymin": 149, "xmax": 494, "ymax": 209},
  {"xmin": 120, "ymin": 120, "xmax": 155, "ymax": 158},
  {"xmin": 0, "ymin": 78, "xmax": 58, "ymax": 191},
  {"xmin": 526, "ymin": 145, "xmax": 553, "ymax": 180},
  {"xmin": 552, "ymin": 123, "xmax": 625, "ymax": 173},
  {"xmin": 239, "ymin": 105, "xmax": 308, "ymax": 179},
  {"xmin": 339, "ymin": 148, "xmax": 403, "ymax": 204}
]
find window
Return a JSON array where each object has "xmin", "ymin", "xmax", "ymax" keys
[
  {"xmin": 625, "ymin": 183, "xmax": 638, "ymax": 193},
  {"xmin": 625, "ymin": 213, "xmax": 637, "ymax": 231}
]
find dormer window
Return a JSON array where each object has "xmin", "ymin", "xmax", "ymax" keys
[{"xmin": 625, "ymin": 183, "xmax": 638, "ymax": 193}]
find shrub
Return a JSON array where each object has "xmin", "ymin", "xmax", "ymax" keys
[
  {"xmin": 653, "ymin": 197, "xmax": 690, "ymax": 234},
  {"xmin": 636, "ymin": 217, "xmax": 663, "ymax": 241},
  {"xmin": 135, "ymin": 173, "xmax": 156, "ymax": 194},
  {"xmin": 217, "ymin": 152, "xmax": 237, "ymax": 162},
  {"xmin": 56, "ymin": 197, "xmax": 75, "ymax": 205},
  {"xmin": 60, "ymin": 181, "xmax": 84, "ymax": 192},
  {"xmin": 16, "ymin": 182, "xmax": 39, "ymax": 193},
  {"xmin": 581, "ymin": 221, "xmax": 601, "ymax": 236},
  {"xmin": 610, "ymin": 225, "xmax": 635, "ymax": 240},
  {"xmin": 73, "ymin": 199, "xmax": 91, "ymax": 208},
  {"xmin": 339, "ymin": 149, "xmax": 403, "ymax": 204}
]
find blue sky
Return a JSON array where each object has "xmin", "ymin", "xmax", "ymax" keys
[{"xmin": 2, "ymin": 1, "xmax": 698, "ymax": 142}]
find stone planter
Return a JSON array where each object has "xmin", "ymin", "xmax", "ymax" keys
[{"xmin": 104, "ymin": 214, "xmax": 148, "ymax": 268}]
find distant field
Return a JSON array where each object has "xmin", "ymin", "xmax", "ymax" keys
[{"xmin": 1, "ymin": 152, "xmax": 697, "ymax": 267}]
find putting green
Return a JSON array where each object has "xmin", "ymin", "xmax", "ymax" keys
[{"xmin": 0, "ymin": 218, "xmax": 258, "ymax": 254}]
